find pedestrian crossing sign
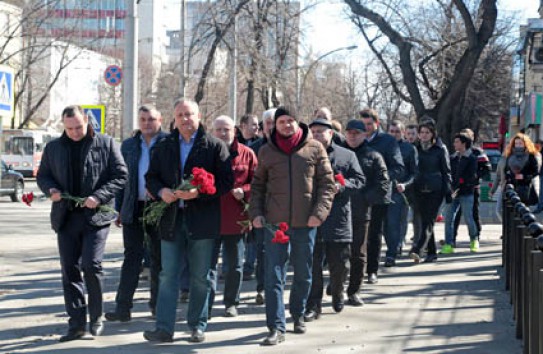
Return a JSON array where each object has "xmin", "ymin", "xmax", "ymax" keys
[
  {"xmin": 0, "ymin": 65, "xmax": 14, "ymax": 116},
  {"xmin": 81, "ymin": 105, "xmax": 106, "ymax": 134}
]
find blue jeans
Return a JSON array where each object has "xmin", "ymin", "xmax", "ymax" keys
[
  {"xmin": 155, "ymin": 214, "xmax": 215, "ymax": 334},
  {"xmin": 264, "ymin": 226, "xmax": 316, "ymax": 333},
  {"xmin": 254, "ymin": 228, "xmax": 265, "ymax": 293},
  {"xmin": 209, "ymin": 234, "xmax": 245, "ymax": 308},
  {"xmin": 445, "ymin": 194, "xmax": 478, "ymax": 245},
  {"xmin": 384, "ymin": 192, "xmax": 409, "ymax": 259}
]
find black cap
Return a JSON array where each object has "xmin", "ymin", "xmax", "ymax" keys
[
  {"xmin": 345, "ymin": 119, "xmax": 366, "ymax": 132},
  {"xmin": 274, "ymin": 106, "xmax": 297, "ymax": 121},
  {"xmin": 309, "ymin": 118, "xmax": 333, "ymax": 129}
]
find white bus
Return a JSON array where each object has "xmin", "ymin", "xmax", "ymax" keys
[{"xmin": 1, "ymin": 129, "xmax": 61, "ymax": 177}]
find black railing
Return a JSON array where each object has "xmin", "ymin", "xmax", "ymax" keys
[{"xmin": 502, "ymin": 184, "xmax": 543, "ymax": 354}]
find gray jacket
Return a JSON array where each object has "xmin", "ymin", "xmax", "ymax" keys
[{"xmin": 37, "ymin": 127, "xmax": 128, "ymax": 232}]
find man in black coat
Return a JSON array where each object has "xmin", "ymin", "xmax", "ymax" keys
[
  {"xmin": 344, "ymin": 120, "xmax": 389, "ymax": 305},
  {"xmin": 37, "ymin": 105, "xmax": 128, "ymax": 342},
  {"xmin": 360, "ymin": 108, "xmax": 404, "ymax": 283},
  {"xmin": 143, "ymin": 99, "xmax": 233, "ymax": 343},
  {"xmin": 304, "ymin": 119, "xmax": 365, "ymax": 320},
  {"xmin": 105, "ymin": 104, "xmax": 167, "ymax": 322}
]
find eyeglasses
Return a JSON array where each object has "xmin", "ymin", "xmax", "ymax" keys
[{"xmin": 360, "ymin": 113, "xmax": 374, "ymax": 119}]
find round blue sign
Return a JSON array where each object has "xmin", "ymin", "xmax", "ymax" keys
[{"xmin": 104, "ymin": 65, "xmax": 122, "ymax": 86}]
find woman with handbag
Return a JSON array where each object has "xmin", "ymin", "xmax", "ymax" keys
[{"xmin": 504, "ymin": 133, "xmax": 539, "ymax": 206}]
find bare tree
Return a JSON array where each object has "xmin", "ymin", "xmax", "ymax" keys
[{"xmin": 344, "ymin": 0, "xmax": 498, "ymax": 145}]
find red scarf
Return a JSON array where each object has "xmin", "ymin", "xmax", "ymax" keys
[{"xmin": 276, "ymin": 128, "xmax": 303, "ymax": 155}]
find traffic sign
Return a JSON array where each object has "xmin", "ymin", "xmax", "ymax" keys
[
  {"xmin": 104, "ymin": 65, "xmax": 122, "ymax": 86},
  {"xmin": 0, "ymin": 65, "xmax": 14, "ymax": 116},
  {"xmin": 81, "ymin": 105, "xmax": 106, "ymax": 134}
]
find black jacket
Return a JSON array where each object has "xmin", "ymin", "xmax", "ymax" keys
[
  {"xmin": 117, "ymin": 130, "xmax": 168, "ymax": 225},
  {"xmin": 145, "ymin": 125, "xmax": 234, "ymax": 240},
  {"xmin": 450, "ymin": 149, "xmax": 478, "ymax": 196},
  {"xmin": 37, "ymin": 126, "xmax": 128, "ymax": 232},
  {"xmin": 348, "ymin": 142, "xmax": 390, "ymax": 220},
  {"xmin": 318, "ymin": 143, "xmax": 365, "ymax": 243},
  {"xmin": 366, "ymin": 130, "xmax": 404, "ymax": 202},
  {"xmin": 414, "ymin": 140, "xmax": 451, "ymax": 199}
]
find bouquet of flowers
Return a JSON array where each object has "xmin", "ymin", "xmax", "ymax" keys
[{"xmin": 141, "ymin": 167, "xmax": 216, "ymax": 227}]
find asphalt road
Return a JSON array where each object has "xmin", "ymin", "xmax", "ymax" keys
[{"xmin": 0, "ymin": 184, "xmax": 522, "ymax": 354}]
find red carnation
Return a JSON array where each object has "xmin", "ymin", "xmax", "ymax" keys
[
  {"xmin": 334, "ymin": 173, "xmax": 346, "ymax": 186},
  {"xmin": 22, "ymin": 192, "xmax": 34, "ymax": 207},
  {"xmin": 272, "ymin": 230, "xmax": 290, "ymax": 244},
  {"xmin": 459, "ymin": 178, "xmax": 465, "ymax": 184},
  {"xmin": 279, "ymin": 222, "xmax": 289, "ymax": 232}
]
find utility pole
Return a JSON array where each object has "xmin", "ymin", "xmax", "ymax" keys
[
  {"xmin": 179, "ymin": 0, "xmax": 186, "ymax": 97},
  {"xmin": 122, "ymin": 0, "xmax": 138, "ymax": 139},
  {"xmin": 229, "ymin": 15, "xmax": 237, "ymax": 123}
]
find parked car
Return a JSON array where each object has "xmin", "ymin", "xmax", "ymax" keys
[{"xmin": 1, "ymin": 159, "xmax": 24, "ymax": 202}]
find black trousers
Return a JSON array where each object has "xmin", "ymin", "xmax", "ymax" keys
[
  {"xmin": 412, "ymin": 192, "xmax": 443, "ymax": 257},
  {"xmin": 307, "ymin": 241, "xmax": 351, "ymax": 310},
  {"xmin": 367, "ymin": 204, "xmax": 387, "ymax": 274},
  {"xmin": 453, "ymin": 188, "xmax": 481, "ymax": 243},
  {"xmin": 57, "ymin": 212, "xmax": 109, "ymax": 331},
  {"xmin": 114, "ymin": 202, "xmax": 161, "ymax": 314},
  {"xmin": 347, "ymin": 218, "xmax": 370, "ymax": 296}
]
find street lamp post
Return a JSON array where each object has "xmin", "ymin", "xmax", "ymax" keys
[{"xmin": 296, "ymin": 45, "xmax": 357, "ymax": 113}]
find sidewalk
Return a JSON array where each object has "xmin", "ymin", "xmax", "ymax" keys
[{"xmin": 0, "ymin": 199, "xmax": 521, "ymax": 354}]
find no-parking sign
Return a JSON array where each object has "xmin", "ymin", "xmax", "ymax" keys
[{"xmin": 104, "ymin": 65, "xmax": 122, "ymax": 86}]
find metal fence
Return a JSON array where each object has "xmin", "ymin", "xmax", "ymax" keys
[{"xmin": 502, "ymin": 184, "xmax": 543, "ymax": 354}]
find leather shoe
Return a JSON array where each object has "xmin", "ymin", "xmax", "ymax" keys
[
  {"xmin": 105, "ymin": 311, "xmax": 131, "ymax": 322},
  {"xmin": 332, "ymin": 297, "xmax": 344, "ymax": 313},
  {"xmin": 347, "ymin": 293, "xmax": 364, "ymax": 307},
  {"xmin": 293, "ymin": 318, "xmax": 306, "ymax": 334},
  {"xmin": 143, "ymin": 329, "xmax": 173, "ymax": 342},
  {"xmin": 262, "ymin": 330, "xmax": 285, "ymax": 345},
  {"xmin": 303, "ymin": 308, "xmax": 321, "ymax": 322},
  {"xmin": 59, "ymin": 329, "xmax": 85, "ymax": 342},
  {"xmin": 367, "ymin": 273, "xmax": 378, "ymax": 284},
  {"xmin": 189, "ymin": 328, "xmax": 205, "ymax": 343},
  {"xmin": 89, "ymin": 319, "xmax": 104, "ymax": 336}
]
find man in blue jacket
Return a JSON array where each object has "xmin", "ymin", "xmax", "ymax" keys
[
  {"xmin": 37, "ymin": 105, "xmax": 127, "ymax": 342},
  {"xmin": 105, "ymin": 104, "xmax": 167, "ymax": 322},
  {"xmin": 143, "ymin": 99, "xmax": 233, "ymax": 343}
]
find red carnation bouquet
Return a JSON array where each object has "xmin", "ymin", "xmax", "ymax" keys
[
  {"xmin": 142, "ymin": 167, "xmax": 216, "ymax": 227},
  {"xmin": 22, "ymin": 192, "xmax": 34, "ymax": 207}
]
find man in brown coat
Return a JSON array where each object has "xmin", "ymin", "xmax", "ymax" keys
[{"xmin": 250, "ymin": 106, "xmax": 335, "ymax": 346}]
